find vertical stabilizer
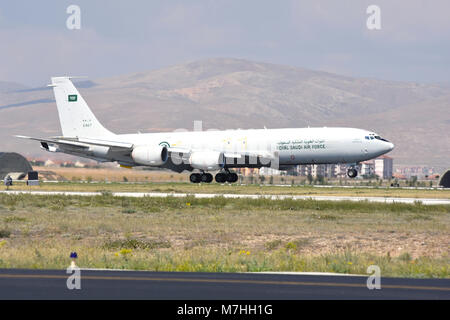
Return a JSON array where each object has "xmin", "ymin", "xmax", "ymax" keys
[{"xmin": 50, "ymin": 77, "xmax": 114, "ymax": 138}]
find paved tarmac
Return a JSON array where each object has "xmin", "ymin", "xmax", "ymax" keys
[
  {"xmin": 1, "ymin": 190, "xmax": 449, "ymax": 205},
  {"xmin": 0, "ymin": 269, "xmax": 448, "ymax": 300}
]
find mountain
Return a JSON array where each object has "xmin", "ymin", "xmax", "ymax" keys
[
  {"xmin": 1, "ymin": 58, "xmax": 449, "ymax": 171},
  {"xmin": 0, "ymin": 81, "xmax": 30, "ymax": 93}
]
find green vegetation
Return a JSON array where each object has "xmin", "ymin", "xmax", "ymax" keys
[
  {"xmin": 0, "ymin": 229, "xmax": 11, "ymax": 238},
  {"xmin": 4, "ymin": 180, "xmax": 450, "ymax": 199},
  {"xmin": 102, "ymin": 238, "xmax": 171, "ymax": 250},
  {"xmin": 0, "ymin": 193, "xmax": 448, "ymax": 278}
]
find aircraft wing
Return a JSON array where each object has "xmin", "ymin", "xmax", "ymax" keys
[
  {"xmin": 15, "ymin": 135, "xmax": 134, "ymax": 156},
  {"xmin": 223, "ymin": 151, "xmax": 275, "ymax": 160},
  {"xmin": 167, "ymin": 146, "xmax": 275, "ymax": 160},
  {"xmin": 167, "ymin": 146, "xmax": 276, "ymax": 166},
  {"xmin": 16, "ymin": 135, "xmax": 277, "ymax": 169},
  {"xmin": 167, "ymin": 147, "xmax": 191, "ymax": 154},
  {"xmin": 223, "ymin": 151, "xmax": 277, "ymax": 166}
]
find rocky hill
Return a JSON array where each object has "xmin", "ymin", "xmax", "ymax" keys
[{"xmin": 1, "ymin": 58, "xmax": 449, "ymax": 170}]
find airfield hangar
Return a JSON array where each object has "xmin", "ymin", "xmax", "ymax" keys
[
  {"xmin": 0, "ymin": 152, "xmax": 33, "ymax": 180},
  {"xmin": 439, "ymin": 170, "xmax": 450, "ymax": 188}
]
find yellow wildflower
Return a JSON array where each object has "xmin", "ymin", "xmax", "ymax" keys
[{"xmin": 119, "ymin": 249, "xmax": 132, "ymax": 255}]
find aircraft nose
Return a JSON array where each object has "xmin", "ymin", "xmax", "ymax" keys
[{"xmin": 387, "ymin": 142, "xmax": 394, "ymax": 151}]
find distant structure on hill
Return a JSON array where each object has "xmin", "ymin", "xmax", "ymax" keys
[
  {"xmin": 394, "ymin": 165, "xmax": 437, "ymax": 179},
  {"xmin": 0, "ymin": 152, "xmax": 33, "ymax": 180},
  {"xmin": 374, "ymin": 156, "xmax": 394, "ymax": 180},
  {"xmin": 255, "ymin": 156, "xmax": 394, "ymax": 180}
]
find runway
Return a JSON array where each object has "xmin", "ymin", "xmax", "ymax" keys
[
  {"xmin": 0, "ymin": 269, "xmax": 449, "ymax": 299},
  {"xmin": 1, "ymin": 190, "xmax": 450, "ymax": 205}
]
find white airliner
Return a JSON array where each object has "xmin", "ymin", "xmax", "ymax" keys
[{"xmin": 17, "ymin": 77, "xmax": 394, "ymax": 183}]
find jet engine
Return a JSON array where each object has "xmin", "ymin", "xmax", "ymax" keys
[
  {"xmin": 88, "ymin": 145, "xmax": 110, "ymax": 158},
  {"xmin": 189, "ymin": 151, "xmax": 225, "ymax": 171},
  {"xmin": 131, "ymin": 145, "xmax": 168, "ymax": 166}
]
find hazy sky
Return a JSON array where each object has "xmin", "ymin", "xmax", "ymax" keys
[{"xmin": 1, "ymin": 0, "xmax": 449, "ymax": 86}]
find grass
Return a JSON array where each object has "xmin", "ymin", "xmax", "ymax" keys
[
  {"xmin": 102, "ymin": 238, "xmax": 171, "ymax": 250},
  {"xmin": 0, "ymin": 193, "xmax": 448, "ymax": 277},
  {"xmin": 4, "ymin": 179, "xmax": 450, "ymax": 199},
  {"xmin": 0, "ymin": 229, "xmax": 11, "ymax": 238}
]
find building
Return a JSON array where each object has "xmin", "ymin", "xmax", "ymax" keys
[
  {"xmin": 297, "ymin": 158, "xmax": 393, "ymax": 179},
  {"xmin": 74, "ymin": 161, "xmax": 86, "ymax": 168},
  {"xmin": 395, "ymin": 166, "xmax": 437, "ymax": 179},
  {"xmin": 392, "ymin": 173, "xmax": 406, "ymax": 180},
  {"xmin": 334, "ymin": 164, "xmax": 348, "ymax": 178},
  {"xmin": 439, "ymin": 170, "xmax": 450, "ymax": 188},
  {"xmin": 360, "ymin": 161, "xmax": 375, "ymax": 177},
  {"xmin": 259, "ymin": 167, "xmax": 282, "ymax": 175},
  {"xmin": 0, "ymin": 152, "xmax": 33, "ymax": 180},
  {"xmin": 44, "ymin": 159, "xmax": 56, "ymax": 167},
  {"xmin": 298, "ymin": 165, "xmax": 312, "ymax": 177},
  {"xmin": 374, "ymin": 155, "xmax": 393, "ymax": 179},
  {"xmin": 236, "ymin": 167, "xmax": 258, "ymax": 176}
]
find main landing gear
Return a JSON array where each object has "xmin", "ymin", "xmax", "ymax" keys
[
  {"xmin": 215, "ymin": 172, "xmax": 238, "ymax": 183},
  {"xmin": 189, "ymin": 172, "xmax": 213, "ymax": 183},
  {"xmin": 189, "ymin": 171, "xmax": 238, "ymax": 183}
]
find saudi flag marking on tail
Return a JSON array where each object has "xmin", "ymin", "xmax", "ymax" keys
[{"xmin": 68, "ymin": 94, "xmax": 77, "ymax": 102}]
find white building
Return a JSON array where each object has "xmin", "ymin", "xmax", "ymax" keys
[
  {"xmin": 259, "ymin": 167, "xmax": 282, "ymax": 175},
  {"xmin": 360, "ymin": 161, "xmax": 375, "ymax": 176},
  {"xmin": 44, "ymin": 159, "xmax": 55, "ymax": 167},
  {"xmin": 374, "ymin": 156, "xmax": 393, "ymax": 179},
  {"xmin": 311, "ymin": 164, "xmax": 337, "ymax": 178}
]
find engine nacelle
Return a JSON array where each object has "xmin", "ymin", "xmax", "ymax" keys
[
  {"xmin": 131, "ymin": 145, "xmax": 168, "ymax": 166},
  {"xmin": 189, "ymin": 151, "xmax": 225, "ymax": 171},
  {"xmin": 88, "ymin": 145, "xmax": 110, "ymax": 158}
]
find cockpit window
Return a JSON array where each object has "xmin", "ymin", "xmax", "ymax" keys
[
  {"xmin": 365, "ymin": 134, "xmax": 389, "ymax": 142},
  {"xmin": 374, "ymin": 135, "xmax": 389, "ymax": 142}
]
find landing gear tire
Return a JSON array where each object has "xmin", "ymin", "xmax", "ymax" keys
[
  {"xmin": 347, "ymin": 168, "xmax": 358, "ymax": 178},
  {"xmin": 190, "ymin": 173, "xmax": 201, "ymax": 183},
  {"xmin": 215, "ymin": 172, "xmax": 238, "ymax": 183},
  {"xmin": 226, "ymin": 172, "xmax": 238, "ymax": 183},
  {"xmin": 215, "ymin": 172, "xmax": 227, "ymax": 183},
  {"xmin": 201, "ymin": 173, "xmax": 213, "ymax": 183},
  {"xmin": 190, "ymin": 173, "xmax": 213, "ymax": 183}
]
